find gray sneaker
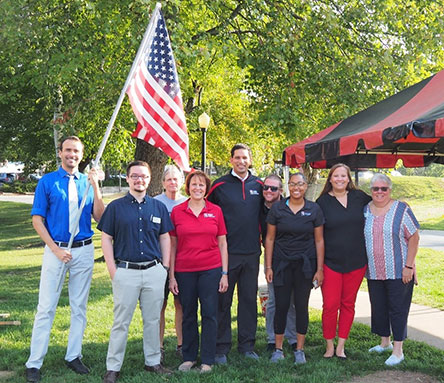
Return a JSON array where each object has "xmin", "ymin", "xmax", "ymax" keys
[
  {"xmin": 294, "ymin": 350, "xmax": 306, "ymax": 364},
  {"xmin": 270, "ymin": 349, "xmax": 285, "ymax": 363},
  {"xmin": 243, "ymin": 351, "xmax": 260, "ymax": 360},
  {"xmin": 214, "ymin": 353, "xmax": 227, "ymax": 365}
]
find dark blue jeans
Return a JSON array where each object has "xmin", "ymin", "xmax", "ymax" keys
[{"xmin": 176, "ymin": 267, "xmax": 221, "ymax": 365}]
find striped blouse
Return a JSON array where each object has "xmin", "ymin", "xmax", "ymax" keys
[{"xmin": 364, "ymin": 200, "xmax": 419, "ymax": 280}]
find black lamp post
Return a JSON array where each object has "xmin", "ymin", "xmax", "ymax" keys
[{"xmin": 199, "ymin": 112, "xmax": 210, "ymax": 173}]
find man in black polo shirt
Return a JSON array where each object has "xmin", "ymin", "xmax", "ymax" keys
[
  {"xmin": 207, "ymin": 143, "xmax": 263, "ymax": 363},
  {"xmin": 98, "ymin": 161, "xmax": 173, "ymax": 383}
]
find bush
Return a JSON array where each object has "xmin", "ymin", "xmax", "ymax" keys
[{"xmin": 0, "ymin": 180, "xmax": 37, "ymax": 193}]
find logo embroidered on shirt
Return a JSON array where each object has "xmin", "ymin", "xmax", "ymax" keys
[
  {"xmin": 204, "ymin": 213, "xmax": 215, "ymax": 218},
  {"xmin": 300, "ymin": 211, "xmax": 311, "ymax": 216},
  {"xmin": 249, "ymin": 190, "xmax": 259, "ymax": 195}
]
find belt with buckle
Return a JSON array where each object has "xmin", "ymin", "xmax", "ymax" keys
[
  {"xmin": 54, "ymin": 238, "xmax": 92, "ymax": 248},
  {"xmin": 116, "ymin": 259, "xmax": 160, "ymax": 270}
]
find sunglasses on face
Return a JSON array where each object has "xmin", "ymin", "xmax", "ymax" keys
[
  {"xmin": 263, "ymin": 185, "xmax": 279, "ymax": 192},
  {"xmin": 371, "ymin": 186, "xmax": 389, "ymax": 192}
]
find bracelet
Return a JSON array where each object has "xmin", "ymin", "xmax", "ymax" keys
[
  {"xmin": 404, "ymin": 265, "xmax": 413, "ymax": 270},
  {"xmin": 266, "ymin": 266, "xmax": 272, "ymax": 269},
  {"xmin": 221, "ymin": 271, "xmax": 228, "ymax": 275}
]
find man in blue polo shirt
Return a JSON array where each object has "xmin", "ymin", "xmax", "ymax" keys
[
  {"xmin": 98, "ymin": 160, "xmax": 173, "ymax": 383},
  {"xmin": 25, "ymin": 136, "xmax": 105, "ymax": 383}
]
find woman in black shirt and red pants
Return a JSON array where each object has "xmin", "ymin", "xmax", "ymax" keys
[{"xmin": 316, "ymin": 164, "xmax": 371, "ymax": 359}]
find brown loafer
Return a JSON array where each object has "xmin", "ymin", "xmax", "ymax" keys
[
  {"xmin": 144, "ymin": 364, "xmax": 172, "ymax": 375},
  {"xmin": 103, "ymin": 370, "xmax": 120, "ymax": 383}
]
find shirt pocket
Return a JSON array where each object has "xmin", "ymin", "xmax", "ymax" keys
[{"xmin": 143, "ymin": 216, "xmax": 162, "ymax": 235}]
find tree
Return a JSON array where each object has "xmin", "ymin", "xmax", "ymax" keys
[{"xmin": 1, "ymin": 0, "xmax": 444, "ymax": 186}]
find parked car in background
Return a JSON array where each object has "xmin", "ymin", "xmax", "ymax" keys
[
  {"xmin": 28, "ymin": 173, "xmax": 42, "ymax": 181},
  {"xmin": 0, "ymin": 173, "xmax": 15, "ymax": 184}
]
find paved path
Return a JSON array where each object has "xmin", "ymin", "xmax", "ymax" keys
[{"xmin": 419, "ymin": 229, "xmax": 444, "ymax": 251}]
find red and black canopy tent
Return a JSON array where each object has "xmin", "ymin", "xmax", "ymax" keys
[{"xmin": 283, "ymin": 69, "xmax": 444, "ymax": 169}]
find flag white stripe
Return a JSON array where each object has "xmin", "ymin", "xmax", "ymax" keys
[
  {"xmin": 133, "ymin": 67, "xmax": 188, "ymax": 143},
  {"xmin": 129, "ymin": 90, "xmax": 189, "ymax": 162},
  {"xmin": 127, "ymin": 84, "xmax": 189, "ymax": 150},
  {"xmin": 139, "ymin": 62, "xmax": 186, "ymax": 124},
  {"xmin": 137, "ymin": 124, "xmax": 188, "ymax": 168}
]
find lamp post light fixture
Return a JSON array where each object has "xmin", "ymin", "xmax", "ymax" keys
[{"xmin": 198, "ymin": 112, "xmax": 210, "ymax": 173}]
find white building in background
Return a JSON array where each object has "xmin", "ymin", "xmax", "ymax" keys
[{"xmin": 0, "ymin": 161, "xmax": 24, "ymax": 183}]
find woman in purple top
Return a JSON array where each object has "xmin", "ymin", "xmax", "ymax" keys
[{"xmin": 364, "ymin": 173, "xmax": 419, "ymax": 366}]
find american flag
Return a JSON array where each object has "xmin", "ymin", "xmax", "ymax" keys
[{"xmin": 127, "ymin": 8, "xmax": 189, "ymax": 171}]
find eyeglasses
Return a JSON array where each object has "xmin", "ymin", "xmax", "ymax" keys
[
  {"xmin": 371, "ymin": 186, "xmax": 389, "ymax": 192},
  {"xmin": 288, "ymin": 182, "xmax": 306, "ymax": 188},
  {"xmin": 129, "ymin": 174, "xmax": 150, "ymax": 180},
  {"xmin": 263, "ymin": 185, "xmax": 279, "ymax": 192}
]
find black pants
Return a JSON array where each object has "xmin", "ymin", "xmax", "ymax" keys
[
  {"xmin": 216, "ymin": 253, "xmax": 260, "ymax": 354},
  {"xmin": 176, "ymin": 267, "xmax": 221, "ymax": 365},
  {"xmin": 274, "ymin": 260, "xmax": 313, "ymax": 335},
  {"xmin": 367, "ymin": 278, "xmax": 414, "ymax": 341}
]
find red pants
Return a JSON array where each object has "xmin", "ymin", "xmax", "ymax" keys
[{"xmin": 321, "ymin": 264, "xmax": 366, "ymax": 339}]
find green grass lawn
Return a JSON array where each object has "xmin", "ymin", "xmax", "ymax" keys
[{"xmin": 1, "ymin": 199, "xmax": 444, "ymax": 383}]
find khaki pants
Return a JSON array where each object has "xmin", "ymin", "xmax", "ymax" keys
[{"xmin": 106, "ymin": 263, "xmax": 167, "ymax": 371}]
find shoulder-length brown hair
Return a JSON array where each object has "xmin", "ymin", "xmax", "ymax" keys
[{"xmin": 319, "ymin": 163, "xmax": 358, "ymax": 196}]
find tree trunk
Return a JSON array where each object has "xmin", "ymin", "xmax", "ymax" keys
[{"xmin": 134, "ymin": 139, "xmax": 168, "ymax": 196}]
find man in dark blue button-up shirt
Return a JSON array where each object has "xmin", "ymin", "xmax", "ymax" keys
[{"xmin": 98, "ymin": 160, "xmax": 173, "ymax": 381}]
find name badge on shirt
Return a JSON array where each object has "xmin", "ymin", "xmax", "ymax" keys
[
  {"xmin": 301, "ymin": 211, "xmax": 311, "ymax": 216},
  {"xmin": 204, "ymin": 213, "xmax": 215, "ymax": 218},
  {"xmin": 250, "ymin": 190, "xmax": 259, "ymax": 195},
  {"xmin": 152, "ymin": 216, "xmax": 161, "ymax": 224}
]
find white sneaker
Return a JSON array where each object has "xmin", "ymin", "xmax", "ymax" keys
[
  {"xmin": 178, "ymin": 361, "xmax": 196, "ymax": 371},
  {"xmin": 368, "ymin": 343, "xmax": 393, "ymax": 353},
  {"xmin": 385, "ymin": 353, "xmax": 404, "ymax": 366}
]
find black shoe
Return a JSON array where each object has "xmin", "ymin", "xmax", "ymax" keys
[
  {"xmin": 266, "ymin": 343, "xmax": 276, "ymax": 352},
  {"xmin": 25, "ymin": 368, "xmax": 40, "ymax": 382},
  {"xmin": 144, "ymin": 364, "xmax": 172, "ymax": 375},
  {"xmin": 66, "ymin": 357, "xmax": 90, "ymax": 374},
  {"xmin": 103, "ymin": 370, "xmax": 120, "ymax": 383}
]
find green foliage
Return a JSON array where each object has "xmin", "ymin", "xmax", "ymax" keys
[
  {"xmin": 398, "ymin": 164, "xmax": 444, "ymax": 178},
  {"xmin": 1, "ymin": 0, "xmax": 444, "ymax": 177},
  {"xmin": 0, "ymin": 181, "xmax": 38, "ymax": 193}
]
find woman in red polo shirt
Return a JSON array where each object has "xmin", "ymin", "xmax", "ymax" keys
[{"xmin": 169, "ymin": 170, "xmax": 229, "ymax": 373}]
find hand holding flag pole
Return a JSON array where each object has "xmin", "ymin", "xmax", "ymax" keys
[{"xmin": 56, "ymin": 3, "xmax": 164, "ymax": 292}]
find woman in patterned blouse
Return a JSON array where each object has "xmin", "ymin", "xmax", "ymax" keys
[{"xmin": 364, "ymin": 173, "xmax": 420, "ymax": 366}]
